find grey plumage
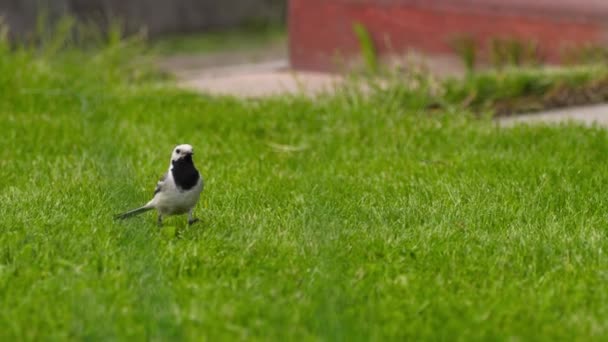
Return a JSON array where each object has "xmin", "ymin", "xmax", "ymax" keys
[{"xmin": 154, "ymin": 173, "xmax": 167, "ymax": 195}]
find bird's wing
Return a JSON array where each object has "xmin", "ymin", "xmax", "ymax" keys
[{"xmin": 154, "ymin": 172, "xmax": 168, "ymax": 196}]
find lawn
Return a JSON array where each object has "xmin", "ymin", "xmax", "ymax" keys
[{"xmin": 2, "ymin": 36, "xmax": 608, "ymax": 341}]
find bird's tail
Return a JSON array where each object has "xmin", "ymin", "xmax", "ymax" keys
[{"xmin": 114, "ymin": 206, "xmax": 153, "ymax": 220}]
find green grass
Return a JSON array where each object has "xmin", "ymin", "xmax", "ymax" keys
[
  {"xmin": 2, "ymin": 36, "xmax": 608, "ymax": 341},
  {"xmin": 442, "ymin": 66, "xmax": 608, "ymax": 115},
  {"xmin": 151, "ymin": 25, "xmax": 285, "ymax": 55},
  {"xmin": 364, "ymin": 64, "xmax": 608, "ymax": 116}
]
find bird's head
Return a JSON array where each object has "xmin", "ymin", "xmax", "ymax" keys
[{"xmin": 171, "ymin": 144, "xmax": 194, "ymax": 163}]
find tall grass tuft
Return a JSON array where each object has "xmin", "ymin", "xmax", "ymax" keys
[
  {"xmin": 353, "ymin": 23, "xmax": 378, "ymax": 74},
  {"xmin": 451, "ymin": 34, "xmax": 477, "ymax": 75}
]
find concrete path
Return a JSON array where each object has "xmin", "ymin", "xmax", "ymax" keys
[
  {"xmin": 159, "ymin": 49, "xmax": 608, "ymax": 126},
  {"xmin": 159, "ymin": 50, "xmax": 464, "ymax": 98},
  {"xmin": 498, "ymin": 104, "xmax": 608, "ymax": 128},
  {"xmin": 177, "ymin": 59, "xmax": 342, "ymax": 97}
]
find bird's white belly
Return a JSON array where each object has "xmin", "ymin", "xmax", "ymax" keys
[{"xmin": 155, "ymin": 181, "xmax": 203, "ymax": 216}]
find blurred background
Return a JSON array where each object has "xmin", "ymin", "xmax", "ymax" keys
[
  {"xmin": 1, "ymin": 0, "xmax": 286, "ymax": 37},
  {"xmin": 2, "ymin": 0, "xmax": 608, "ymax": 97}
]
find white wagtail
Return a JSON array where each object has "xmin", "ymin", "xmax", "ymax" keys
[{"xmin": 115, "ymin": 144, "xmax": 204, "ymax": 226}]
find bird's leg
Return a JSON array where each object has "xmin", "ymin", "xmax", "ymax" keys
[
  {"xmin": 157, "ymin": 214, "xmax": 163, "ymax": 227},
  {"xmin": 188, "ymin": 209, "xmax": 199, "ymax": 226}
]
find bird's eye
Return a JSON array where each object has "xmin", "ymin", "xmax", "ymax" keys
[{"xmin": 176, "ymin": 149, "xmax": 181, "ymax": 154}]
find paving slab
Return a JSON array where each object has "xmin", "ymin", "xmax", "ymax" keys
[
  {"xmin": 178, "ymin": 60, "xmax": 342, "ymax": 97},
  {"xmin": 498, "ymin": 104, "xmax": 608, "ymax": 128},
  {"xmin": 161, "ymin": 50, "xmax": 465, "ymax": 98}
]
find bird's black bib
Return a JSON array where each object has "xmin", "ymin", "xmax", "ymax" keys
[{"xmin": 171, "ymin": 155, "xmax": 199, "ymax": 191}]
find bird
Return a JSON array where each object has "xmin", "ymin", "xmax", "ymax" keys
[{"xmin": 115, "ymin": 144, "xmax": 204, "ymax": 227}]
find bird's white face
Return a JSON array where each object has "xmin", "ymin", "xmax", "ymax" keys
[{"xmin": 171, "ymin": 144, "xmax": 194, "ymax": 162}]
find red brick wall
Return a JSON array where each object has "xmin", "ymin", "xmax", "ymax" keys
[{"xmin": 289, "ymin": 0, "xmax": 608, "ymax": 71}]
